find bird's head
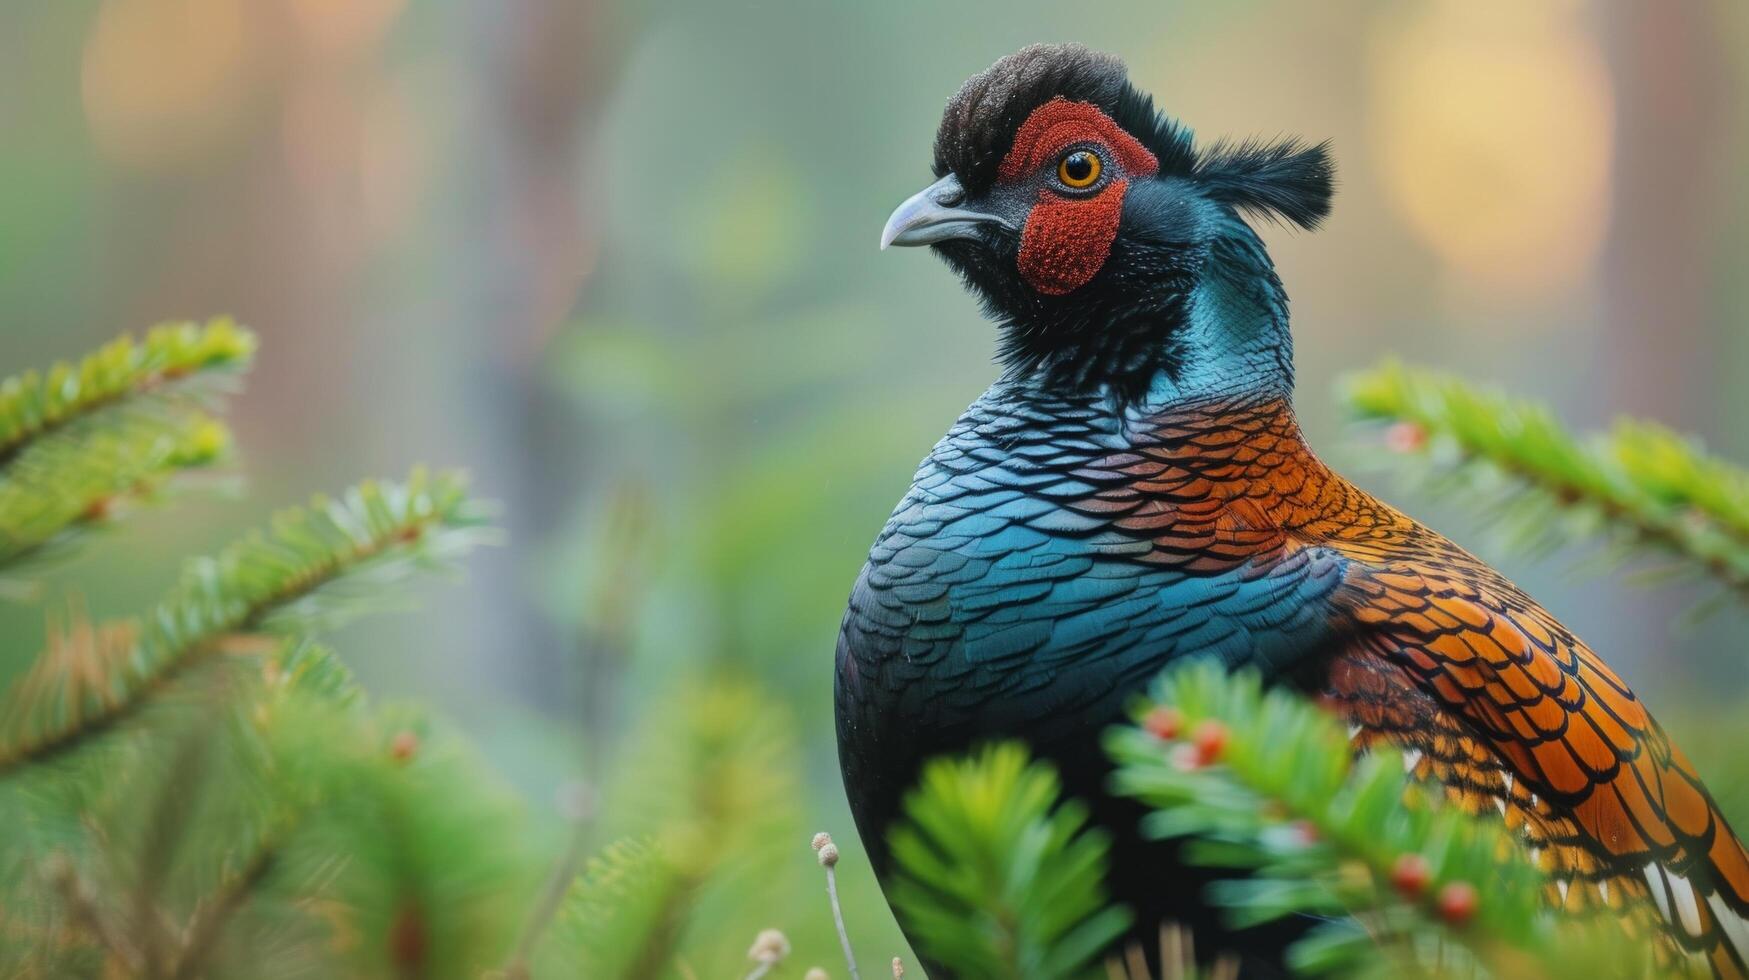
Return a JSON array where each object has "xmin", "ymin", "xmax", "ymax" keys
[{"xmin": 883, "ymin": 43, "xmax": 1334, "ymax": 399}]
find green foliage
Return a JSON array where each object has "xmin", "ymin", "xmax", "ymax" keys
[
  {"xmin": 885, "ymin": 743, "xmax": 1133, "ymax": 980},
  {"xmin": 0, "ymin": 302, "xmax": 881, "ymax": 980},
  {"xmin": 2, "ymin": 636, "xmax": 536, "ymax": 979},
  {"xmin": 544, "ymin": 677, "xmax": 833, "ymax": 979},
  {"xmin": 1342, "ymin": 360, "xmax": 1749, "ymax": 600},
  {"xmin": 0, "ymin": 318, "xmax": 253, "ymax": 462},
  {"xmin": 0, "ymin": 468, "xmax": 491, "ymax": 772},
  {"xmin": 1106, "ymin": 661, "xmax": 1667, "ymax": 978},
  {"xmin": 0, "ymin": 325, "xmax": 525, "ymax": 979},
  {"xmin": 278, "ymin": 698, "xmax": 537, "ymax": 980},
  {"xmin": 0, "ymin": 319, "xmax": 251, "ymax": 588},
  {"xmin": 0, "ymin": 411, "xmax": 229, "ymax": 568},
  {"xmin": 542, "ymin": 838, "xmax": 683, "ymax": 979}
]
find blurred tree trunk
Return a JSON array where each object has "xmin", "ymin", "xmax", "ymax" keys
[
  {"xmin": 1596, "ymin": 2, "xmax": 1733, "ymax": 689},
  {"xmin": 1598, "ymin": 2, "xmax": 1725, "ymax": 430},
  {"xmin": 444, "ymin": 0, "xmax": 610, "ymax": 711}
]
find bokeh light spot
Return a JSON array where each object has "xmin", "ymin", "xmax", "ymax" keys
[
  {"xmin": 81, "ymin": 0, "xmax": 260, "ymax": 172},
  {"xmin": 1369, "ymin": 1, "xmax": 1614, "ymax": 303},
  {"xmin": 286, "ymin": 0, "xmax": 406, "ymax": 59}
]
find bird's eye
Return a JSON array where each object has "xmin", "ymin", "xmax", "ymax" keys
[{"xmin": 1057, "ymin": 150, "xmax": 1102, "ymax": 189}]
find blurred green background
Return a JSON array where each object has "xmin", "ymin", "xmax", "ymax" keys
[{"xmin": 4, "ymin": 0, "xmax": 1749, "ymax": 968}]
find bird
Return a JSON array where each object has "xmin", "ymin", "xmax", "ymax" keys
[{"xmin": 834, "ymin": 42, "xmax": 1749, "ymax": 976}]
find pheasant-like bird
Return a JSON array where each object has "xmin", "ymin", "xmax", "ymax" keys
[{"xmin": 836, "ymin": 43, "xmax": 1749, "ymax": 975}]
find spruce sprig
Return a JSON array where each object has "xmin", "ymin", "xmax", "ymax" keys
[
  {"xmin": 0, "ymin": 412, "xmax": 230, "ymax": 569},
  {"xmin": 1342, "ymin": 360, "xmax": 1749, "ymax": 601},
  {"xmin": 0, "ymin": 318, "xmax": 254, "ymax": 467},
  {"xmin": 0, "ymin": 469, "xmax": 492, "ymax": 773},
  {"xmin": 885, "ymin": 743, "xmax": 1133, "ymax": 980},
  {"xmin": 1105, "ymin": 661, "xmax": 1668, "ymax": 978},
  {"xmin": 539, "ymin": 838, "xmax": 682, "ymax": 979}
]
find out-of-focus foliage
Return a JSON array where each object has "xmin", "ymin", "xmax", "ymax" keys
[
  {"xmin": 0, "ymin": 319, "xmax": 252, "ymax": 460},
  {"xmin": 1343, "ymin": 361, "xmax": 1749, "ymax": 604},
  {"xmin": 0, "ymin": 327, "xmax": 530, "ymax": 978},
  {"xmin": 0, "ymin": 469, "xmax": 491, "ymax": 771},
  {"xmin": 539, "ymin": 837, "xmax": 675, "ymax": 978},
  {"xmin": 0, "ymin": 319, "xmax": 249, "ymax": 585},
  {"xmin": 885, "ymin": 743, "xmax": 1132, "ymax": 979},
  {"xmin": 0, "ymin": 327, "xmax": 899, "ymax": 979}
]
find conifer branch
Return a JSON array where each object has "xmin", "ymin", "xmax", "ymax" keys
[
  {"xmin": 0, "ymin": 412, "xmax": 231, "ymax": 571},
  {"xmin": 164, "ymin": 839, "xmax": 278, "ymax": 980},
  {"xmin": 885, "ymin": 743, "xmax": 1134, "ymax": 980},
  {"xmin": 44, "ymin": 852, "xmax": 143, "ymax": 972},
  {"xmin": 0, "ymin": 469, "xmax": 493, "ymax": 773},
  {"xmin": 1105, "ymin": 661, "xmax": 1663, "ymax": 977},
  {"xmin": 536, "ymin": 681, "xmax": 804, "ymax": 979},
  {"xmin": 133, "ymin": 721, "xmax": 221, "ymax": 977},
  {"xmin": 1342, "ymin": 361, "xmax": 1749, "ymax": 602},
  {"xmin": 0, "ymin": 318, "xmax": 254, "ymax": 469},
  {"xmin": 539, "ymin": 837, "xmax": 693, "ymax": 980}
]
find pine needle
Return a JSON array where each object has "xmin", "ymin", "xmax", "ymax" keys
[
  {"xmin": 1105, "ymin": 661, "xmax": 1668, "ymax": 978},
  {"xmin": 1342, "ymin": 360, "xmax": 1749, "ymax": 604},
  {"xmin": 885, "ymin": 743, "xmax": 1133, "ymax": 980},
  {"xmin": 0, "ymin": 318, "xmax": 254, "ymax": 468},
  {"xmin": 0, "ymin": 469, "xmax": 493, "ymax": 773}
]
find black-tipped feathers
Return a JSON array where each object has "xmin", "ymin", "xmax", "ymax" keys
[
  {"xmin": 933, "ymin": 43, "xmax": 1334, "ymax": 230},
  {"xmin": 1196, "ymin": 138, "xmax": 1335, "ymax": 230}
]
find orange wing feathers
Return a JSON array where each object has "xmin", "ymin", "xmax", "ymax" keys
[
  {"xmin": 1140, "ymin": 398, "xmax": 1749, "ymax": 973},
  {"xmin": 1313, "ymin": 472, "xmax": 1749, "ymax": 975}
]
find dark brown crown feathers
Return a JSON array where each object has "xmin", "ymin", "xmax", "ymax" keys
[{"xmin": 931, "ymin": 43, "xmax": 1334, "ymax": 230}]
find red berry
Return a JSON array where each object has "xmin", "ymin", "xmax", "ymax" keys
[
  {"xmin": 1390, "ymin": 853, "xmax": 1431, "ymax": 897},
  {"xmin": 1144, "ymin": 707, "xmax": 1182, "ymax": 740},
  {"xmin": 1191, "ymin": 720, "xmax": 1227, "ymax": 765},
  {"xmin": 1437, "ymin": 881, "xmax": 1478, "ymax": 925},
  {"xmin": 1384, "ymin": 421, "xmax": 1428, "ymax": 454},
  {"xmin": 390, "ymin": 730, "xmax": 419, "ymax": 763}
]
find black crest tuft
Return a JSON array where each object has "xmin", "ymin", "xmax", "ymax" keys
[
  {"xmin": 933, "ymin": 43, "xmax": 1196, "ymax": 195},
  {"xmin": 932, "ymin": 44, "xmax": 1335, "ymax": 229},
  {"xmin": 1194, "ymin": 138, "xmax": 1335, "ymax": 230}
]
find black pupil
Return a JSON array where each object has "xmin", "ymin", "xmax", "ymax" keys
[{"xmin": 1064, "ymin": 153, "xmax": 1094, "ymax": 183}]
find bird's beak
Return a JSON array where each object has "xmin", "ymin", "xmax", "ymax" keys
[{"xmin": 879, "ymin": 173, "xmax": 1009, "ymax": 250}]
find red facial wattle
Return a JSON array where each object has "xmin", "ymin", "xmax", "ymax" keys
[{"xmin": 997, "ymin": 98, "xmax": 1160, "ymax": 295}]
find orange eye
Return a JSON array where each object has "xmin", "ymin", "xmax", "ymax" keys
[{"xmin": 1057, "ymin": 150, "xmax": 1102, "ymax": 189}]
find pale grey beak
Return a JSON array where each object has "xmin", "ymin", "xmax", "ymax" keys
[{"xmin": 879, "ymin": 173, "xmax": 1010, "ymax": 250}]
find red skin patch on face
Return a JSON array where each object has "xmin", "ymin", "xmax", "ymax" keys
[
  {"xmin": 1019, "ymin": 179, "xmax": 1129, "ymax": 295},
  {"xmin": 999, "ymin": 98, "xmax": 1160, "ymax": 296}
]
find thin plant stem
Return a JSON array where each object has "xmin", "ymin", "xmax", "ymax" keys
[
  {"xmin": 501, "ymin": 814, "xmax": 591, "ymax": 979},
  {"xmin": 1122, "ymin": 939, "xmax": 1148, "ymax": 980},
  {"xmin": 824, "ymin": 863, "xmax": 861, "ymax": 980}
]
